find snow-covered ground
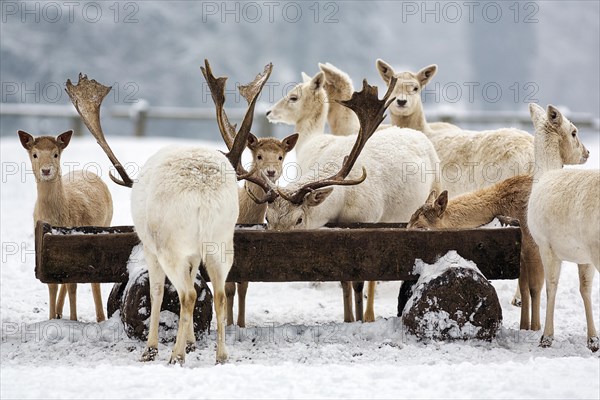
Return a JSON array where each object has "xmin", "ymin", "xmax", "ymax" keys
[{"xmin": 1, "ymin": 132, "xmax": 599, "ymax": 399}]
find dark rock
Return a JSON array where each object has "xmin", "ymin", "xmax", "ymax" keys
[
  {"xmin": 112, "ymin": 267, "xmax": 213, "ymax": 342},
  {"xmin": 402, "ymin": 252, "xmax": 502, "ymax": 341}
]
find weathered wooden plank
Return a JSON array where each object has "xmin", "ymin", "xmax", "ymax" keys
[{"xmin": 35, "ymin": 221, "xmax": 521, "ymax": 284}]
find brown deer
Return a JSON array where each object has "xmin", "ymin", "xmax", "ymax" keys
[
  {"xmin": 226, "ymin": 133, "xmax": 298, "ymax": 327},
  {"xmin": 18, "ymin": 130, "xmax": 112, "ymax": 322},
  {"xmin": 407, "ymin": 175, "xmax": 543, "ymax": 331}
]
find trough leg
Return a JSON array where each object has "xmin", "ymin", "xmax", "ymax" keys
[
  {"xmin": 364, "ymin": 281, "xmax": 376, "ymax": 322},
  {"xmin": 578, "ymin": 263, "xmax": 599, "ymax": 352},
  {"xmin": 48, "ymin": 283, "xmax": 59, "ymax": 319},
  {"xmin": 66, "ymin": 283, "xmax": 77, "ymax": 321},
  {"xmin": 91, "ymin": 283, "xmax": 106, "ymax": 322},
  {"xmin": 341, "ymin": 281, "xmax": 354, "ymax": 322},
  {"xmin": 353, "ymin": 281, "xmax": 364, "ymax": 322},
  {"xmin": 237, "ymin": 282, "xmax": 248, "ymax": 328},
  {"xmin": 225, "ymin": 282, "xmax": 236, "ymax": 326}
]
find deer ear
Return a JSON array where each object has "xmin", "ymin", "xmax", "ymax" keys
[
  {"xmin": 547, "ymin": 105, "xmax": 563, "ymax": 126},
  {"xmin": 247, "ymin": 133, "xmax": 259, "ymax": 150},
  {"xmin": 301, "ymin": 72, "xmax": 312, "ymax": 83},
  {"xmin": 305, "ymin": 187, "xmax": 334, "ymax": 207},
  {"xmin": 309, "ymin": 72, "xmax": 325, "ymax": 92},
  {"xmin": 416, "ymin": 64, "xmax": 437, "ymax": 87},
  {"xmin": 319, "ymin": 62, "xmax": 347, "ymax": 86},
  {"xmin": 376, "ymin": 59, "xmax": 395, "ymax": 85},
  {"xmin": 56, "ymin": 130, "xmax": 73, "ymax": 149},
  {"xmin": 17, "ymin": 130, "xmax": 34, "ymax": 150},
  {"xmin": 282, "ymin": 133, "xmax": 299, "ymax": 152},
  {"xmin": 426, "ymin": 190, "xmax": 437, "ymax": 204},
  {"xmin": 528, "ymin": 103, "xmax": 545, "ymax": 129},
  {"xmin": 435, "ymin": 190, "xmax": 448, "ymax": 216}
]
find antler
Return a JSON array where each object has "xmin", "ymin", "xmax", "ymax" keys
[
  {"xmin": 65, "ymin": 74, "xmax": 134, "ymax": 188},
  {"xmin": 279, "ymin": 77, "xmax": 397, "ymax": 205},
  {"xmin": 201, "ymin": 60, "xmax": 278, "ymax": 204}
]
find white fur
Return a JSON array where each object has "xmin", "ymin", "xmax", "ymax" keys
[
  {"xmin": 266, "ymin": 74, "xmax": 440, "ymax": 322},
  {"xmin": 526, "ymin": 103, "xmax": 598, "ymax": 351},
  {"xmin": 376, "ymin": 59, "xmax": 537, "ymax": 197},
  {"xmin": 132, "ymin": 145, "xmax": 239, "ymax": 364}
]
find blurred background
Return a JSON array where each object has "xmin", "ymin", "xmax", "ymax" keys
[{"xmin": 1, "ymin": 0, "xmax": 599, "ymax": 140}]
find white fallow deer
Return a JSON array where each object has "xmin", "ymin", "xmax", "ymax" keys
[
  {"xmin": 18, "ymin": 129, "xmax": 112, "ymax": 323},
  {"xmin": 266, "ymin": 77, "xmax": 440, "ymax": 323},
  {"xmin": 66, "ymin": 63, "xmax": 278, "ymax": 364},
  {"xmin": 226, "ymin": 132, "xmax": 299, "ymax": 327},
  {"xmin": 527, "ymin": 103, "xmax": 598, "ymax": 352}
]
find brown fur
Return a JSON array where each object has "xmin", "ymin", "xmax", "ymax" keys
[
  {"xmin": 226, "ymin": 134, "xmax": 298, "ymax": 327},
  {"xmin": 18, "ymin": 130, "xmax": 113, "ymax": 322},
  {"xmin": 407, "ymin": 175, "xmax": 543, "ymax": 331}
]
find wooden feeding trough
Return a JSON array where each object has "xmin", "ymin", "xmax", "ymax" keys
[{"xmin": 35, "ymin": 220, "xmax": 521, "ymax": 284}]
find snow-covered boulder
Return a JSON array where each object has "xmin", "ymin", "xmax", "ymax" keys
[
  {"xmin": 401, "ymin": 251, "xmax": 502, "ymax": 341},
  {"xmin": 107, "ymin": 244, "xmax": 213, "ymax": 341}
]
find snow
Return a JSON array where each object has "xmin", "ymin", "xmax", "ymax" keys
[{"xmin": 1, "ymin": 134, "xmax": 599, "ymax": 399}]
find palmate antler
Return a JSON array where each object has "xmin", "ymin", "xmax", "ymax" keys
[
  {"xmin": 201, "ymin": 60, "xmax": 279, "ymax": 204},
  {"xmin": 278, "ymin": 77, "xmax": 397, "ymax": 205},
  {"xmin": 65, "ymin": 74, "xmax": 134, "ymax": 187}
]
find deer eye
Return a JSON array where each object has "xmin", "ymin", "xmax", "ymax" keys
[
  {"xmin": 257, "ymin": 155, "xmax": 262, "ymax": 160},
  {"xmin": 296, "ymin": 217, "xmax": 303, "ymax": 225},
  {"xmin": 413, "ymin": 87, "xmax": 418, "ymax": 93},
  {"xmin": 572, "ymin": 130, "xmax": 577, "ymax": 138},
  {"xmin": 54, "ymin": 153, "xmax": 58, "ymax": 158},
  {"xmin": 278, "ymin": 156, "xmax": 283, "ymax": 161},
  {"xmin": 289, "ymin": 96, "xmax": 298, "ymax": 102},
  {"xmin": 33, "ymin": 153, "xmax": 37, "ymax": 159}
]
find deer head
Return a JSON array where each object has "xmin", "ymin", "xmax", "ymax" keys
[
  {"xmin": 17, "ymin": 130, "xmax": 73, "ymax": 183},
  {"xmin": 407, "ymin": 190, "xmax": 449, "ymax": 229},
  {"xmin": 265, "ymin": 78, "xmax": 397, "ymax": 230},
  {"xmin": 376, "ymin": 59, "xmax": 437, "ymax": 119}
]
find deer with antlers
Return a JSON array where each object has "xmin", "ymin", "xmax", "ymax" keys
[
  {"xmin": 65, "ymin": 62, "xmax": 277, "ymax": 364},
  {"xmin": 266, "ymin": 79, "xmax": 441, "ymax": 323}
]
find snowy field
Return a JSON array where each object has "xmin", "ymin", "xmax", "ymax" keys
[{"xmin": 1, "ymin": 131, "xmax": 599, "ymax": 399}]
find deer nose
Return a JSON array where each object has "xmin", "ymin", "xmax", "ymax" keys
[
  {"xmin": 396, "ymin": 99, "xmax": 407, "ymax": 107},
  {"xmin": 266, "ymin": 170, "xmax": 276, "ymax": 178},
  {"xmin": 41, "ymin": 168, "xmax": 51, "ymax": 176},
  {"xmin": 266, "ymin": 110, "xmax": 271, "ymax": 116}
]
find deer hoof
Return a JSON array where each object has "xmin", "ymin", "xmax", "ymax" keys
[
  {"xmin": 511, "ymin": 298, "xmax": 522, "ymax": 308},
  {"xmin": 539, "ymin": 335, "xmax": 553, "ymax": 348},
  {"xmin": 140, "ymin": 346, "xmax": 158, "ymax": 362},
  {"xmin": 185, "ymin": 342, "xmax": 196, "ymax": 354},
  {"xmin": 169, "ymin": 353, "xmax": 185, "ymax": 366},
  {"xmin": 588, "ymin": 337, "xmax": 599, "ymax": 352}
]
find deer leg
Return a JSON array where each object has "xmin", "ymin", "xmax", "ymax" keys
[
  {"xmin": 511, "ymin": 283, "xmax": 522, "ymax": 307},
  {"xmin": 341, "ymin": 281, "xmax": 354, "ymax": 322},
  {"xmin": 225, "ymin": 282, "xmax": 236, "ymax": 326},
  {"xmin": 528, "ymin": 249, "xmax": 545, "ymax": 332},
  {"xmin": 539, "ymin": 246, "xmax": 561, "ymax": 348},
  {"xmin": 206, "ymin": 245, "xmax": 232, "ymax": 364},
  {"xmin": 353, "ymin": 281, "xmax": 364, "ymax": 322},
  {"xmin": 91, "ymin": 283, "xmax": 106, "ymax": 322},
  {"xmin": 56, "ymin": 284, "xmax": 67, "ymax": 319},
  {"xmin": 66, "ymin": 283, "xmax": 77, "ymax": 321},
  {"xmin": 578, "ymin": 263, "xmax": 599, "ymax": 352},
  {"xmin": 518, "ymin": 256, "xmax": 531, "ymax": 330},
  {"xmin": 141, "ymin": 250, "xmax": 165, "ymax": 362},
  {"xmin": 48, "ymin": 284, "xmax": 58, "ymax": 319},
  {"xmin": 237, "ymin": 282, "xmax": 248, "ymax": 328},
  {"xmin": 364, "ymin": 281, "xmax": 376, "ymax": 322},
  {"xmin": 167, "ymin": 262, "xmax": 197, "ymax": 365}
]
